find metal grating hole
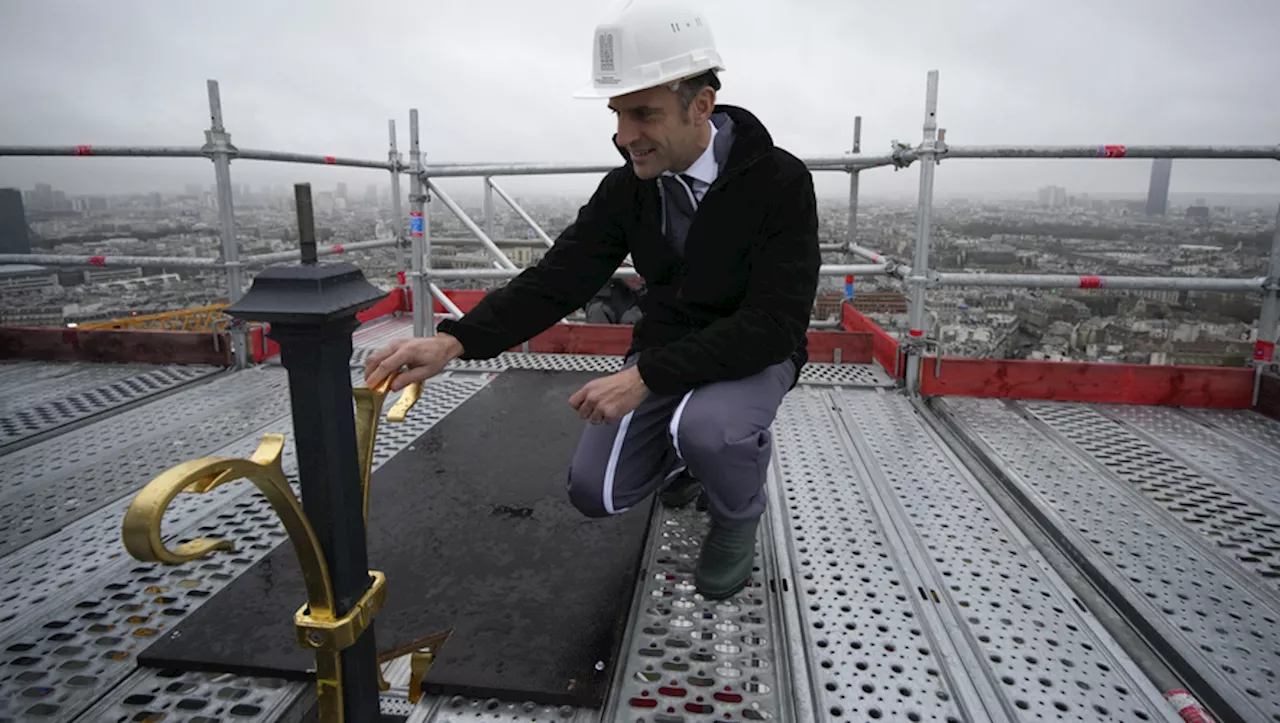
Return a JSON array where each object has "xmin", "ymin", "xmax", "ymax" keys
[
  {"xmin": 610, "ymin": 504, "xmax": 782, "ymax": 721},
  {"xmin": 0, "ymin": 372, "xmax": 493, "ymax": 721},
  {"xmin": 0, "ymin": 365, "xmax": 218, "ymax": 448},
  {"xmin": 1027, "ymin": 402, "xmax": 1280, "ymax": 587},
  {"xmin": 944, "ymin": 397, "xmax": 1280, "ymax": 719},
  {"xmin": 837, "ymin": 390, "xmax": 1172, "ymax": 720},
  {"xmin": 73, "ymin": 667, "xmax": 307, "ymax": 722},
  {"xmin": 773, "ymin": 388, "xmax": 965, "ymax": 722}
]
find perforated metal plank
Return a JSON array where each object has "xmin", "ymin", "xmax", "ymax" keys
[
  {"xmin": 603, "ymin": 503, "xmax": 787, "ymax": 723},
  {"xmin": 1103, "ymin": 405, "xmax": 1280, "ymax": 517},
  {"xmin": 1187, "ymin": 407, "xmax": 1280, "ymax": 460},
  {"xmin": 0, "ymin": 362, "xmax": 148, "ymax": 414},
  {"xmin": 1024, "ymin": 401, "xmax": 1280, "ymax": 588},
  {"xmin": 939, "ymin": 396, "xmax": 1280, "ymax": 722},
  {"xmin": 770, "ymin": 387, "xmax": 970, "ymax": 723},
  {"xmin": 405, "ymin": 695, "xmax": 597, "ymax": 723},
  {"xmin": 0, "ymin": 372, "xmax": 493, "ymax": 723},
  {"xmin": 0, "ymin": 364, "xmax": 221, "ymax": 451},
  {"xmin": 830, "ymin": 390, "xmax": 1177, "ymax": 723},
  {"xmin": 0, "ymin": 367, "xmax": 294, "ymax": 556},
  {"xmin": 70, "ymin": 667, "xmax": 312, "ymax": 723}
]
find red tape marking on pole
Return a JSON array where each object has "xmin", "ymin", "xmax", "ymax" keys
[
  {"xmin": 1099, "ymin": 144, "xmax": 1127, "ymax": 158},
  {"xmin": 1257, "ymin": 340, "xmax": 1276, "ymax": 363},
  {"xmin": 1079, "ymin": 276, "xmax": 1103, "ymax": 288},
  {"xmin": 324, "ymin": 156, "xmax": 336, "ymax": 164},
  {"xmin": 908, "ymin": 329, "xmax": 923, "ymax": 337},
  {"xmin": 1165, "ymin": 689, "xmax": 1217, "ymax": 723},
  {"xmin": 75, "ymin": 145, "xmax": 93, "ymax": 156},
  {"xmin": 88, "ymin": 256, "xmax": 107, "ymax": 267},
  {"xmin": 331, "ymin": 244, "xmax": 344, "ymax": 254}
]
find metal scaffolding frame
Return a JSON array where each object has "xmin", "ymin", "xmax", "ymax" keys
[{"xmin": 2, "ymin": 72, "xmax": 1277, "ymax": 378}]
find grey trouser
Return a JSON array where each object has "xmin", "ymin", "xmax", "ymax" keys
[{"xmin": 566, "ymin": 357, "xmax": 795, "ymax": 525}]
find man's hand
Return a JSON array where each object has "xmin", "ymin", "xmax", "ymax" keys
[
  {"xmin": 569, "ymin": 366, "xmax": 649, "ymax": 424},
  {"xmin": 364, "ymin": 334, "xmax": 465, "ymax": 391}
]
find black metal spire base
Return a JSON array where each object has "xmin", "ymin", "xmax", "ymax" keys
[{"xmin": 226, "ymin": 183, "xmax": 389, "ymax": 723}]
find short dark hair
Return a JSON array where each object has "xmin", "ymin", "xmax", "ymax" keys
[{"xmin": 674, "ymin": 69, "xmax": 720, "ymax": 112}]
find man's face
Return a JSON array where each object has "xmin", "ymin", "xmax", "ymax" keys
[{"xmin": 609, "ymin": 84, "xmax": 712, "ymax": 180}]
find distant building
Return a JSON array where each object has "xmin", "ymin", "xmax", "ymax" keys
[
  {"xmin": 1145, "ymin": 158, "xmax": 1172, "ymax": 216},
  {"xmin": 364, "ymin": 184, "xmax": 379, "ymax": 206},
  {"xmin": 0, "ymin": 188, "xmax": 32, "ymax": 254},
  {"xmin": 851, "ymin": 291, "xmax": 908, "ymax": 315},
  {"xmin": 1037, "ymin": 185, "xmax": 1067, "ymax": 208}
]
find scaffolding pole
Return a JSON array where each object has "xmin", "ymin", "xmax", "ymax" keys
[
  {"xmin": 241, "ymin": 238, "xmax": 399, "ymax": 266},
  {"xmin": 1256, "ymin": 203, "xmax": 1280, "ymax": 366},
  {"xmin": 906, "ymin": 70, "xmax": 940, "ymax": 394},
  {"xmin": 430, "ymin": 284, "xmax": 466, "ymax": 319},
  {"xmin": 931, "ymin": 272, "xmax": 1265, "ymax": 292},
  {"xmin": 430, "ymin": 263, "xmax": 886, "ymax": 281},
  {"xmin": 483, "ymin": 178, "xmax": 556, "ymax": 248},
  {"xmin": 846, "ymin": 116, "xmax": 862, "ymax": 254},
  {"xmin": 204, "ymin": 79, "xmax": 248, "ymax": 369},
  {"xmin": 0, "ymin": 145, "xmax": 205, "ymax": 158},
  {"xmin": 0, "ymin": 253, "xmax": 220, "ymax": 268},
  {"xmin": 939, "ymin": 144, "xmax": 1280, "ymax": 161},
  {"xmin": 423, "ymin": 179, "xmax": 519, "ymax": 270},
  {"xmin": 388, "ymin": 120, "xmax": 405, "ymax": 271},
  {"xmin": 409, "ymin": 109, "xmax": 431, "ymax": 338}
]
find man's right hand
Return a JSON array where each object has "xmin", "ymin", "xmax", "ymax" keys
[{"xmin": 364, "ymin": 333, "xmax": 465, "ymax": 391}]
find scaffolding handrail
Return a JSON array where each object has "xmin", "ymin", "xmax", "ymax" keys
[{"xmin": 2, "ymin": 73, "xmax": 1275, "ymax": 378}]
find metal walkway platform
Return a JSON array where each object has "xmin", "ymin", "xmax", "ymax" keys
[{"xmin": 1, "ymin": 344, "xmax": 1275, "ymax": 721}]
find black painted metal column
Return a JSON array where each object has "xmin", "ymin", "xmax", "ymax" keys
[{"xmin": 226, "ymin": 183, "xmax": 388, "ymax": 723}]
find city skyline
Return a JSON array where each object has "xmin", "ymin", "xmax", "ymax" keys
[{"xmin": 2, "ymin": 0, "xmax": 1279, "ymax": 201}]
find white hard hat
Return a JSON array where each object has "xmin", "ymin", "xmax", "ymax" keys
[{"xmin": 573, "ymin": 0, "xmax": 724, "ymax": 100}]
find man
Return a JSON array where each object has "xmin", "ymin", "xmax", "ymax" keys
[{"xmin": 365, "ymin": 0, "xmax": 819, "ymax": 600}]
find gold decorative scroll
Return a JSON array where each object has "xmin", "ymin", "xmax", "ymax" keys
[
  {"xmin": 353, "ymin": 376, "xmax": 422, "ymax": 523},
  {"xmin": 120, "ymin": 372, "xmax": 424, "ymax": 722},
  {"xmin": 121, "ymin": 433, "xmax": 336, "ymax": 616}
]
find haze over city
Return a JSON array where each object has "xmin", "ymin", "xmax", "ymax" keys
[{"xmin": 2, "ymin": 0, "xmax": 1279, "ymax": 200}]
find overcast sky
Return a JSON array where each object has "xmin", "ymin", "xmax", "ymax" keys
[{"xmin": 2, "ymin": 0, "xmax": 1278, "ymax": 203}]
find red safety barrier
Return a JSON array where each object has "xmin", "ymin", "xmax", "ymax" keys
[
  {"xmin": 919, "ymin": 357, "xmax": 1254, "ymax": 408},
  {"xmin": 356, "ymin": 288, "xmax": 406, "ymax": 323},
  {"xmin": 0, "ymin": 326, "xmax": 232, "ymax": 366},
  {"xmin": 841, "ymin": 302, "xmax": 902, "ymax": 377},
  {"xmin": 1256, "ymin": 339, "xmax": 1276, "ymax": 363}
]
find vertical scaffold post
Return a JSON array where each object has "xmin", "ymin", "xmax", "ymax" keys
[
  {"xmin": 388, "ymin": 120, "xmax": 406, "ymax": 272},
  {"xmin": 846, "ymin": 115, "xmax": 862, "ymax": 253},
  {"xmin": 906, "ymin": 71, "xmax": 940, "ymax": 394},
  {"xmin": 409, "ymin": 109, "xmax": 432, "ymax": 337},
  {"xmin": 1254, "ymin": 203, "xmax": 1280, "ymax": 403},
  {"xmin": 483, "ymin": 176, "xmax": 495, "ymax": 243},
  {"xmin": 204, "ymin": 79, "xmax": 248, "ymax": 368}
]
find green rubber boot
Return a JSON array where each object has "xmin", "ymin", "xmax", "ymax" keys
[
  {"xmin": 659, "ymin": 471, "xmax": 702, "ymax": 509},
  {"xmin": 694, "ymin": 517, "xmax": 759, "ymax": 600}
]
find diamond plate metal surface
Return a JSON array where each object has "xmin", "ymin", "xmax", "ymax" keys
[
  {"xmin": 71, "ymin": 666, "xmax": 312, "ymax": 723},
  {"xmin": 0, "ymin": 364, "xmax": 220, "ymax": 450},
  {"xmin": 833, "ymin": 390, "xmax": 1177, "ymax": 722},
  {"xmin": 606, "ymin": 504, "xmax": 785, "ymax": 723},
  {"xmin": 0, "ymin": 368, "xmax": 294, "ymax": 557},
  {"xmin": 1025, "ymin": 402, "xmax": 1280, "ymax": 587},
  {"xmin": 772, "ymin": 387, "xmax": 968, "ymax": 723},
  {"xmin": 0, "ymin": 372, "xmax": 492, "ymax": 723},
  {"xmin": 941, "ymin": 396, "xmax": 1280, "ymax": 722}
]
